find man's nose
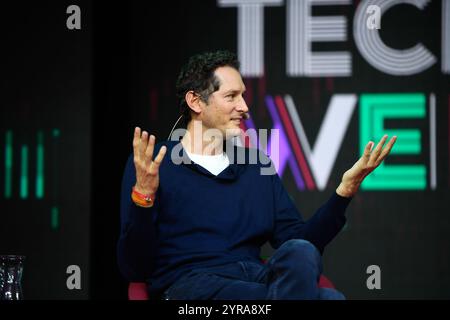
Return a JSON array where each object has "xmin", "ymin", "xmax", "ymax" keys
[{"xmin": 237, "ymin": 96, "xmax": 249, "ymax": 113}]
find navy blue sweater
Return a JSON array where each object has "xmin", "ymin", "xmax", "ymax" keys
[{"xmin": 118, "ymin": 140, "xmax": 351, "ymax": 296}]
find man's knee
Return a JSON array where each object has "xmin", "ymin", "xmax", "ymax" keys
[{"xmin": 276, "ymin": 239, "xmax": 321, "ymax": 263}]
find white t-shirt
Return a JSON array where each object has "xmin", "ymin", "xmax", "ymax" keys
[{"xmin": 185, "ymin": 150, "xmax": 230, "ymax": 176}]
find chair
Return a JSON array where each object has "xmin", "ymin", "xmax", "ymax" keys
[
  {"xmin": 128, "ymin": 274, "xmax": 335, "ymax": 300},
  {"xmin": 128, "ymin": 282, "xmax": 149, "ymax": 300}
]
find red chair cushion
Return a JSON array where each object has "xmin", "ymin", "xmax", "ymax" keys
[
  {"xmin": 128, "ymin": 275, "xmax": 335, "ymax": 300},
  {"xmin": 128, "ymin": 282, "xmax": 149, "ymax": 300}
]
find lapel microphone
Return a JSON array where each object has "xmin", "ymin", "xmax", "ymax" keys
[{"xmin": 167, "ymin": 114, "xmax": 184, "ymax": 140}]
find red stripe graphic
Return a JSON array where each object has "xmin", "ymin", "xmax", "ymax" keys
[{"xmin": 275, "ymin": 95, "xmax": 315, "ymax": 190}]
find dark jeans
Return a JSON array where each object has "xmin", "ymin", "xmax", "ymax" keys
[{"xmin": 163, "ymin": 239, "xmax": 345, "ymax": 300}]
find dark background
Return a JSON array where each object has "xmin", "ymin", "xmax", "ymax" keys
[
  {"xmin": 0, "ymin": 0, "xmax": 449, "ymax": 299},
  {"xmin": 0, "ymin": 1, "xmax": 92, "ymax": 299}
]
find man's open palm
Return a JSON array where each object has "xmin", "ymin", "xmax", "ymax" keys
[
  {"xmin": 337, "ymin": 135, "xmax": 397, "ymax": 197},
  {"xmin": 133, "ymin": 127, "xmax": 167, "ymax": 195}
]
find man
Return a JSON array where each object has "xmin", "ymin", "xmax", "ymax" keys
[{"xmin": 118, "ymin": 50, "xmax": 396, "ymax": 300}]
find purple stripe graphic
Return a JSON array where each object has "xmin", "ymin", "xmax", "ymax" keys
[{"xmin": 265, "ymin": 95, "xmax": 305, "ymax": 190}]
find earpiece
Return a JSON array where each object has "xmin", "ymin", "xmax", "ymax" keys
[{"xmin": 167, "ymin": 114, "xmax": 184, "ymax": 140}]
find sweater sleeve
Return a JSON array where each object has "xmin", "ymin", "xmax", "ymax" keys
[
  {"xmin": 269, "ymin": 173, "xmax": 352, "ymax": 254},
  {"xmin": 117, "ymin": 154, "xmax": 159, "ymax": 281}
]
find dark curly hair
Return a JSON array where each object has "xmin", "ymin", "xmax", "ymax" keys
[{"xmin": 176, "ymin": 50, "xmax": 240, "ymax": 127}]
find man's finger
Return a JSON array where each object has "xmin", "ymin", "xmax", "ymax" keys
[
  {"xmin": 144, "ymin": 135, "xmax": 156, "ymax": 165},
  {"xmin": 139, "ymin": 131, "xmax": 149, "ymax": 159},
  {"xmin": 150, "ymin": 146, "xmax": 167, "ymax": 174},
  {"xmin": 362, "ymin": 141, "xmax": 374, "ymax": 162},
  {"xmin": 375, "ymin": 136, "xmax": 397, "ymax": 166},
  {"xmin": 368, "ymin": 135, "xmax": 388, "ymax": 165},
  {"xmin": 133, "ymin": 127, "xmax": 141, "ymax": 158}
]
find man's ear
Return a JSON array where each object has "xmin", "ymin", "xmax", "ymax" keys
[{"xmin": 185, "ymin": 91, "xmax": 204, "ymax": 115}]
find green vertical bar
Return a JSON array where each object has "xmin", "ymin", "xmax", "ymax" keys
[
  {"xmin": 5, "ymin": 130, "xmax": 13, "ymax": 198},
  {"xmin": 36, "ymin": 131, "xmax": 44, "ymax": 198},
  {"xmin": 51, "ymin": 207, "xmax": 59, "ymax": 230},
  {"xmin": 20, "ymin": 145, "xmax": 28, "ymax": 199},
  {"xmin": 51, "ymin": 129, "xmax": 60, "ymax": 229}
]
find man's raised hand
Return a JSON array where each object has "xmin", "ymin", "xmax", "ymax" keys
[
  {"xmin": 336, "ymin": 135, "xmax": 397, "ymax": 198},
  {"xmin": 133, "ymin": 127, "xmax": 167, "ymax": 195}
]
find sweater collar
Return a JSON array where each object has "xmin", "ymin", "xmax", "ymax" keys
[{"xmin": 164, "ymin": 140, "xmax": 245, "ymax": 181}]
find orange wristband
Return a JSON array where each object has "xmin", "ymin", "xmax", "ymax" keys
[{"xmin": 131, "ymin": 187, "xmax": 155, "ymax": 208}]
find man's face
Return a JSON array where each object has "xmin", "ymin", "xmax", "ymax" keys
[{"xmin": 199, "ymin": 66, "xmax": 248, "ymax": 138}]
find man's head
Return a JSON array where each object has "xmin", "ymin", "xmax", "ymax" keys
[{"xmin": 176, "ymin": 50, "xmax": 248, "ymax": 138}]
